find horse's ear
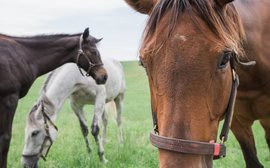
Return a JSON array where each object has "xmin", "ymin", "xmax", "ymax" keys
[
  {"xmin": 83, "ymin": 27, "xmax": 90, "ymax": 40},
  {"xmin": 215, "ymin": 0, "xmax": 234, "ymax": 8},
  {"xmin": 124, "ymin": 0, "xmax": 156, "ymax": 15},
  {"xmin": 33, "ymin": 104, "xmax": 43, "ymax": 120},
  {"xmin": 42, "ymin": 95, "xmax": 55, "ymax": 116},
  {"xmin": 95, "ymin": 38, "xmax": 103, "ymax": 44}
]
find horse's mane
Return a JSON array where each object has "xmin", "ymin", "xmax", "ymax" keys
[
  {"xmin": 28, "ymin": 94, "xmax": 56, "ymax": 126},
  {"xmin": 0, "ymin": 33, "xmax": 82, "ymax": 48},
  {"xmin": 27, "ymin": 68, "xmax": 58, "ymax": 126},
  {"xmin": 0, "ymin": 33, "xmax": 81, "ymax": 40},
  {"xmin": 42, "ymin": 70, "xmax": 56, "ymax": 93},
  {"xmin": 144, "ymin": 0, "xmax": 245, "ymax": 56}
]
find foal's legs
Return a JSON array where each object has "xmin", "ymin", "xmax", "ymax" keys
[
  {"xmin": 231, "ymin": 101, "xmax": 263, "ymax": 168},
  {"xmin": 91, "ymin": 93, "xmax": 105, "ymax": 138},
  {"xmin": 0, "ymin": 94, "xmax": 19, "ymax": 168},
  {"xmin": 92, "ymin": 93, "xmax": 107, "ymax": 163},
  {"xmin": 101, "ymin": 107, "xmax": 108, "ymax": 146},
  {"xmin": 70, "ymin": 100, "xmax": 92, "ymax": 153},
  {"xmin": 114, "ymin": 94, "xmax": 124, "ymax": 144}
]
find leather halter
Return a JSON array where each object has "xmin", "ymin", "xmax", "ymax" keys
[
  {"xmin": 75, "ymin": 35, "xmax": 103, "ymax": 76},
  {"xmin": 145, "ymin": 54, "xmax": 256, "ymax": 159},
  {"xmin": 22, "ymin": 100, "xmax": 58, "ymax": 161}
]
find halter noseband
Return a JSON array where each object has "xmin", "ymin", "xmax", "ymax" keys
[
  {"xmin": 147, "ymin": 54, "xmax": 255, "ymax": 159},
  {"xmin": 75, "ymin": 35, "xmax": 103, "ymax": 77},
  {"xmin": 22, "ymin": 101, "xmax": 58, "ymax": 161}
]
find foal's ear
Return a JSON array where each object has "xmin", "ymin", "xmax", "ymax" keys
[
  {"xmin": 83, "ymin": 27, "xmax": 90, "ymax": 40},
  {"xmin": 215, "ymin": 0, "xmax": 234, "ymax": 8},
  {"xmin": 95, "ymin": 38, "xmax": 103, "ymax": 44}
]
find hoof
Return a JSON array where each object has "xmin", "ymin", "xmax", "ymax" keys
[{"xmin": 101, "ymin": 158, "xmax": 108, "ymax": 164}]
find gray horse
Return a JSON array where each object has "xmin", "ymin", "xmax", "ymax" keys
[{"xmin": 22, "ymin": 59, "xmax": 125, "ymax": 167}]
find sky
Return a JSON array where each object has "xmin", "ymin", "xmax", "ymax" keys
[{"xmin": 0, "ymin": 0, "xmax": 148, "ymax": 61}]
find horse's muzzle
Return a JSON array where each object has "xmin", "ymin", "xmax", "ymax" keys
[
  {"xmin": 95, "ymin": 74, "xmax": 108, "ymax": 85},
  {"xmin": 22, "ymin": 155, "xmax": 39, "ymax": 168},
  {"xmin": 93, "ymin": 67, "xmax": 108, "ymax": 85}
]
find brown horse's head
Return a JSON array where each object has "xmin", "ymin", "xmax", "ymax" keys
[
  {"xmin": 126, "ymin": 0, "xmax": 245, "ymax": 167},
  {"xmin": 77, "ymin": 28, "xmax": 107, "ymax": 84}
]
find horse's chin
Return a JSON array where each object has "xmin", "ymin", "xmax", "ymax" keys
[
  {"xmin": 22, "ymin": 156, "xmax": 39, "ymax": 168},
  {"xmin": 23, "ymin": 162, "xmax": 38, "ymax": 168},
  {"xmin": 89, "ymin": 66, "xmax": 107, "ymax": 85},
  {"xmin": 94, "ymin": 76, "xmax": 107, "ymax": 85}
]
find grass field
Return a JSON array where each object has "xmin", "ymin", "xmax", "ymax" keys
[{"xmin": 8, "ymin": 61, "xmax": 270, "ymax": 167}]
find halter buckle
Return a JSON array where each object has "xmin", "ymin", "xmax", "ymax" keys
[
  {"xmin": 220, "ymin": 136, "xmax": 225, "ymax": 144},
  {"xmin": 153, "ymin": 124, "xmax": 158, "ymax": 133},
  {"xmin": 45, "ymin": 125, "xmax": 49, "ymax": 131},
  {"xmin": 213, "ymin": 150, "xmax": 226, "ymax": 160},
  {"xmin": 213, "ymin": 136, "xmax": 226, "ymax": 159}
]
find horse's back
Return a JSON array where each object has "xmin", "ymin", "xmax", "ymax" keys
[
  {"xmin": 103, "ymin": 58, "xmax": 126, "ymax": 100},
  {"xmin": 68, "ymin": 58, "xmax": 125, "ymax": 104},
  {"xmin": 236, "ymin": 0, "xmax": 270, "ymax": 53},
  {"xmin": 0, "ymin": 35, "xmax": 34, "ymax": 97},
  {"xmin": 236, "ymin": 0, "xmax": 270, "ymax": 41},
  {"xmin": 235, "ymin": 0, "xmax": 270, "ymax": 86}
]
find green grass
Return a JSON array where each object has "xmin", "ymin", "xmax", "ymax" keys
[{"xmin": 8, "ymin": 61, "xmax": 270, "ymax": 167}]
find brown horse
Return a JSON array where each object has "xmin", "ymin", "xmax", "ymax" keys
[
  {"xmin": 125, "ymin": 0, "xmax": 270, "ymax": 167},
  {"xmin": 0, "ymin": 28, "xmax": 107, "ymax": 168}
]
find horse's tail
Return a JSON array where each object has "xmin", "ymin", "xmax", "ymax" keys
[{"xmin": 105, "ymin": 101, "xmax": 117, "ymax": 120}]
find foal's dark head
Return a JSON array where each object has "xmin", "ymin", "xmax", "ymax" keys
[{"xmin": 77, "ymin": 28, "xmax": 107, "ymax": 84}]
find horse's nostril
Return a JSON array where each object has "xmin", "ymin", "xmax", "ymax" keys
[
  {"xmin": 104, "ymin": 75, "xmax": 108, "ymax": 82},
  {"xmin": 22, "ymin": 154, "xmax": 39, "ymax": 168},
  {"xmin": 95, "ymin": 76, "xmax": 106, "ymax": 85}
]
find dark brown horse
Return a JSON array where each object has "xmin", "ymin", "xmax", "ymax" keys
[
  {"xmin": 231, "ymin": 1, "xmax": 270, "ymax": 168},
  {"xmin": 125, "ymin": 0, "xmax": 270, "ymax": 167},
  {"xmin": 0, "ymin": 28, "xmax": 107, "ymax": 168}
]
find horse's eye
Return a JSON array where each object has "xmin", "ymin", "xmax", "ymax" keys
[
  {"xmin": 218, "ymin": 52, "xmax": 231, "ymax": 69},
  {"xmin": 31, "ymin": 130, "xmax": 40, "ymax": 137}
]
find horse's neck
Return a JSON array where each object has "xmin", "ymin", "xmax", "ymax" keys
[
  {"xmin": 43, "ymin": 66, "xmax": 81, "ymax": 113},
  {"xmin": 14, "ymin": 35, "xmax": 80, "ymax": 77}
]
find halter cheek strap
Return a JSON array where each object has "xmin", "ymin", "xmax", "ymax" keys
[
  {"xmin": 75, "ymin": 35, "xmax": 103, "ymax": 77},
  {"xmin": 40, "ymin": 101, "xmax": 58, "ymax": 160}
]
